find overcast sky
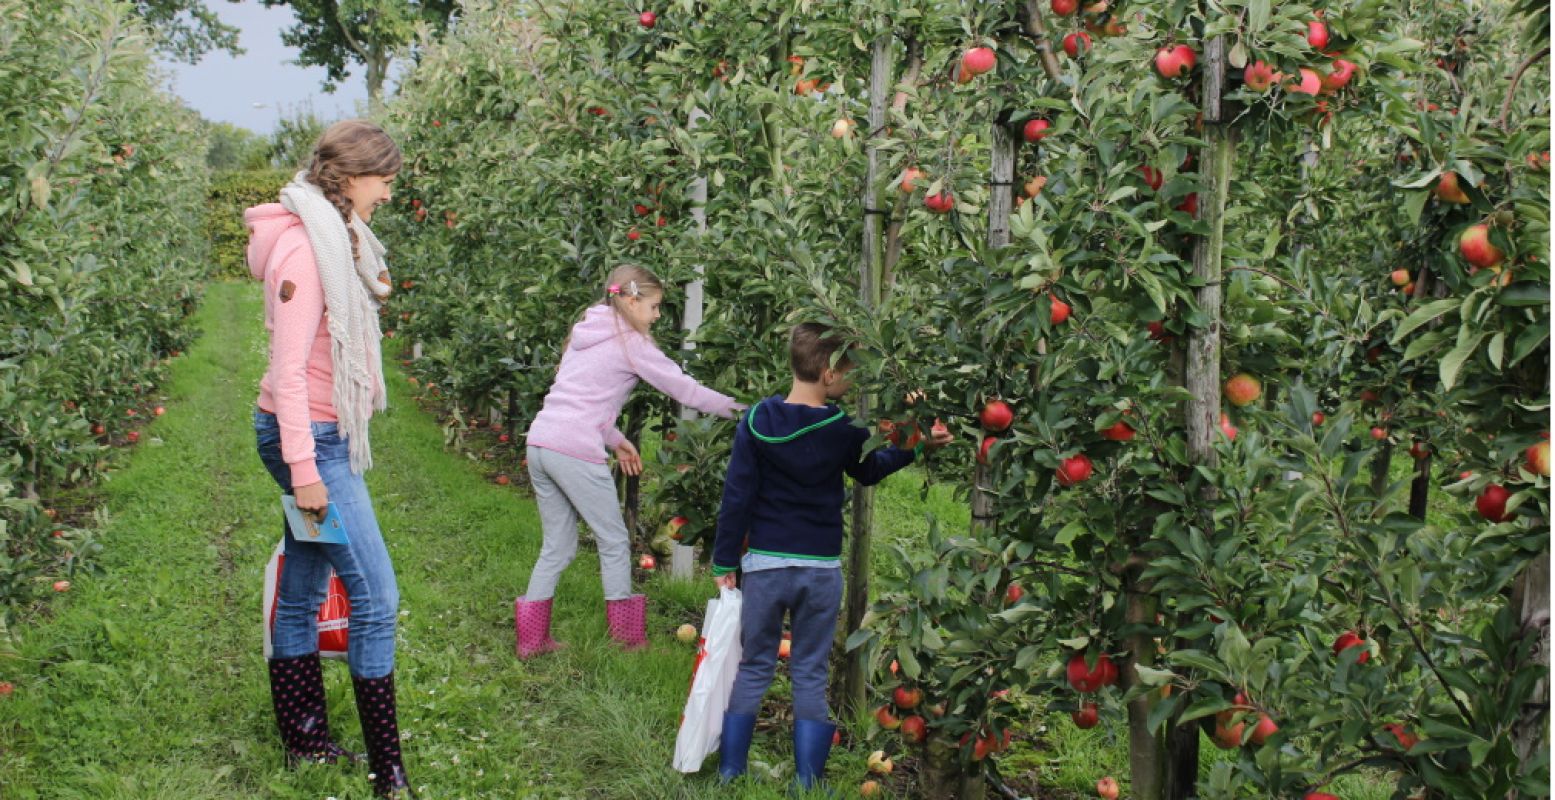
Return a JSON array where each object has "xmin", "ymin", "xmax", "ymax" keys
[{"xmin": 158, "ymin": 2, "xmax": 389, "ymax": 134}]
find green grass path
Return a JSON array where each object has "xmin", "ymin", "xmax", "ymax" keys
[{"xmin": 0, "ymin": 281, "xmax": 891, "ymax": 800}]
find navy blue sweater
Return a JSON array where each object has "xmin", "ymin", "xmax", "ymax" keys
[{"xmin": 711, "ymin": 395, "xmax": 917, "ymax": 575}]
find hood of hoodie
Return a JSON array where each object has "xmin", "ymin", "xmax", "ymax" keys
[
  {"xmin": 244, "ymin": 203, "xmax": 302, "ymax": 281},
  {"xmin": 570, "ymin": 304, "xmax": 641, "ymax": 351},
  {"xmin": 745, "ymin": 395, "xmax": 854, "ymax": 484}
]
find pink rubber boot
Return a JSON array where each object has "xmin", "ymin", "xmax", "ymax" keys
[
  {"xmin": 605, "ymin": 594, "xmax": 647, "ymax": 651},
  {"xmin": 514, "ymin": 596, "xmax": 564, "ymax": 659}
]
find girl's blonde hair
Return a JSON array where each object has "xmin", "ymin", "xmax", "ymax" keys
[
  {"xmin": 557, "ymin": 264, "xmax": 665, "ymax": 364},
  {"xmin": 305, "ymin": 119, "xmax": 402, "ymax": 261}
]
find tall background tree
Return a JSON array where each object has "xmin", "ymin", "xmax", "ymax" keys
[
  {"xmin": 133, "ymin": 0, "xmax": 242, "ymax": 62},
  {"xmin": 259, "ymin": 0, "xmax": 459, "ymax": 110}
]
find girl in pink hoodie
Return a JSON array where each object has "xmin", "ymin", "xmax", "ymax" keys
[{"xmin": 515, "ymin": 264, "xmax": 743, "ymax": 657}]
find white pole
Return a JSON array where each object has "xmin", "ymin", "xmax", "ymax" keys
[{"xmin": 671, "ymin": 106, "xmax": 710, "ymax": 579}]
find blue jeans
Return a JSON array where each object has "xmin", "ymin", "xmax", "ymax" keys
[
  {"xmin": 255, "ymin": 409, "xmax": 399, "ymax": 678},
  {"xmin": 726, "ymin": 567, "xmax": 843, "ymax": 722}
]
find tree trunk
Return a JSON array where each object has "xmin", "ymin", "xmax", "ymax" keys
[
  {"xmin": 1125, "ymin": 570, "xmax": 1165, "ymax": 799},
  {"xmin": 1509, "ymin": 549, "xmax": 1550, "ymax": 792},
  {"xmin": 1168, "ymin": 31, "xmax": 1235, "ymax": 800},
  {"xmin": 970, "ymin": 118, "xmax": 1015, "ymax": 536},
  {"xmin": 920, "ymin": 738, "xmax": 987, "ymax": 800},
  {"xmin": 366, "ymin": 48, "xmax": 388, "ymax": 113},
  {"xmin": 1369, "ymin": 441, "xmax": 1393, "ymax": 497},
  {"xmin": 838, "ymin": 30, "xmax": 892, "ymax": 721},
  {"xmin": 1407, "ymin": 450, "xmax": 1431, "ymax": 519}
]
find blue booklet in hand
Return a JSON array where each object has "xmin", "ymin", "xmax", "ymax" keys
[{"xmin": 281, "ymin": 495, "xmax": 350, "ymax": 545}]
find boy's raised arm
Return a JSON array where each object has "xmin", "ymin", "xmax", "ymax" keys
[{"xmin": 842, "ymin": 423, "xmax": 917, "ymax": 487}]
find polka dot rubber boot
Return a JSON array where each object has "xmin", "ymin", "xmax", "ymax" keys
[
  {"xmin": 513, "ymin": 596, "xmax": 564, "ymax": 659},
  {"xmin": 266, "ymin": 653, "xmax": 363, "ymax": 768},
  {"xmin": 605, "ymin": 594, "xmax": 648, "ymax": 651},
  {"xmin": 351, "ymin": 672, "xmax": 415, "ymax": 798}
]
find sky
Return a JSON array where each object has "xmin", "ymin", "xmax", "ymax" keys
[{"xmin": 158, "ymin": 3, "xmax": 387, "ymax": 134}]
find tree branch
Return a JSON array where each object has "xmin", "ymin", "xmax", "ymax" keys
[
  {"xmin": 1499, "ymin": 47, "xmax": 1549, "ymax": 132},
  {"xmin": 1018, "ymin": 0, "xmax": 1065, "ymax": 80}
]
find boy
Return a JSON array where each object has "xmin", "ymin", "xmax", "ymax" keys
[{"xmin": 711, "ymin": 323, "xmax": 951, "ymax": 791}]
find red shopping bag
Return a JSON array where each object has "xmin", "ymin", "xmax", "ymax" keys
[{"xmin": 262, "ymin": 540, "xmax": 351, "ymax": 659}]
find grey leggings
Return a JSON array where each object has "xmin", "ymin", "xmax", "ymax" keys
[{"xmin": 523, "ymin": 446, "xmax": 634, "ymax": 602}]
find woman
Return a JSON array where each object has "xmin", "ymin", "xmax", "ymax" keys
[{"xmin": 245, "ymin": 119, "xmax": 412, "ymax": 798}]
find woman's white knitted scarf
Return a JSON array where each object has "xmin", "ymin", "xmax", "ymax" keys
[{"xmin": 279, "ymin": 172, "xmax": 390, "ymax": 475}]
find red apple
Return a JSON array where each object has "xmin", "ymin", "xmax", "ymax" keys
[
  {"xmin": 0, "ymin": 682, "xmax": 12, "ymax": 696},
  {"xmin": 875, "ymin": 705, "xmax": 902, "ymax": 730},
  {"xmin": 53, "ymin": 580, "xmax": 70, "ymax": 592},
  {"xmin": 1154, "ymin": 45, "xmax": 1196, "ymax": 79},
  {"xmin": 900, "ymin": 715, "xmax": 928, "ymax": 743},
  {"xmin": 1049, "ymin": 295, "xmax": 1071, "ymax": 324},
  {"xmin": 1056, "ymin": 453, "xmax": 1093, "ymax": 487},
  {"xmin": 1321, "ymin": 59, "xmax": 1357, "ymax": 92},
  {"xmin": 638, "ymin": 10, "xmax": 656, "ymax": 28},
  {"xmin": 1051, "ymin": 0, "xmax": 1078, "ymax": 14},
  {"xmin": 1147, "ymin": 320, "xmax": 1168, "ymax": 340},
  {"xmin": 1249, "ymin": 713, "xmax": 1278, "ymax": 745},
  {"xmin": 1476, "ymin": 484, "xmax": 1511, "ymax": 522},
  {"xmin": 1332, "ymin": 630, "xmax": 1370, "ymax": 663},
  {"xmin": 978, "ymin": 435, "xmax": 997, "ymax": 465},
  {"xmin": 1384, "ymin": 722, "xmax": 1419, "ymax": 751},
  {"xmin": 894, "ymin": 685, "xmax": 923, "ymax": 709},
  {"xmin": 1024, "ymin": 175, "xmax": 1048, "ymax": 198},
  {"xmin": 1097, "ymin": 777, "xmax": 1120, "ymax": 800},
  {"xmin": 1389, "ymin": 268, "xmax": 1411, "ymax": 287},
  {"xmin": 1219, "ymin": 412, "xmax": 1238, "ymax": 441},
  {"xmin": 1409, "ymin": 441, "xmax": 1430, "ymax": 460},
  {"xmin": 495, "ymin": 474, "xmax": 511, "ymax": 486},
  {"xmin": 1286, "ymin": 67, "xmax": 1322, "ymax": 95},
  {"xmin": 1213, "ymin": 716, "xmax": 1245, "ymax": 749},
  {"xmin": 154, "ymin": 406, "xmax": 165, "ymax": 417},
  {"xmin": 900, "ymin": 167, "xmax": 923, "ymax": 193},
  {"xmin": 627, "ymin": 228, "xmax": 641, "ymax": 241},
  {"xmin": 1066, "ymin": 652, "xmax": 1115, "ymax": 693},
  {"xmin": 1072, "ymin": 701, "xmax": 1100, "ymax": 729},
  {"xmin": 1434, "ymin": 172, "xmax": 1471, "ymax": 204},
  {"xmin": 1177, "ymin": 192, "xmax": 1199, "ymax": 215},
  {"xmin": 633, "ymin": 203, "xmax": 651, "ymax": 215},
  {"xmin": 498, "ymin": 433, "xmax": 511, "ymax": 443},
  {"xmin": 126, "ymin": 431, "xmax": 139, "ymax": 444},
  {"xmin": 924, "ymin": 191, "xmax": 954, "ymax": 214},
  {"xmin": 980, "ymin": 400, "xmax": 1014, "ymax": 432},
  {"xmin": 777, "ymin": 637, "xmax": 791, "ymax": 659},
  {"xmin": 1305, "ymin": 794, "xmax": 1341, "ymax": 800},
  {"xmin": 1526, "ymin": 440, "xmax": 1550, "ymax": 476},
  {"xmin": 638, "ymin": 553, "xmax": 657, "ymax": 570},
  {"xmin": 1063, "ymin": 31, "xmax": 1092, "ymax": 58},
  {"xmin": 1004, "ymin": 582, "xmax": 1024, "ymax": 605},
  {"xmin": 1459, "ymin": 224, "xmax": 1504, "ymax": 269},
  {"xmin": 1369, "ymin": 427, "xmax": 1386, "ymax": 441},
  {"xmin": 1307, "ymin": 20, "xmax": 1329, "ymax": 50},
  {"xmin": 1312, "ymin": 411, "xmax": 1325, "ymax": 426},
  {"xmin": 1102, "ymin": 420, "xmax": 1136, "ymax": 441},
  {"xmin": 860, "ymin": 779, "xmax": 881, "ymax": 796},
  {"xmin": 1224, "ymin": 374, "xmax": 1261, "ymax": 407},
  {"xmin": 1023, "ymin": 118, "xmax": 1052, "ymax": 143},
  {"xmin": 1140, "ymin": 164, "xmax": 1163, "ymax": 191},
  {"xmin": 1243, "ymin": 60, "xmax": 1277, "ymax": 92},
  {"xmin": 962, "ymin": 47, "xmax": 997, "ymax": 77}
]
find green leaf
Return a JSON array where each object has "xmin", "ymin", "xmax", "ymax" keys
[
  {"xmin": 1488, "ymin": 331, "xmax": 1505, "ymax": 369},
  {"xmin": 1390, "ymin": 298, "xmax": 1459, "ymax": 344},
  {"xmin": 1133, "ymin": 664, "xmax": 1175, "ymax": 686},
  {"xmin": 1440, "ymin": 331, "xmax": 1487, "ymax": 390},
  {"xmin": 1495, "ymin": 283, "xmax": 1550, "ymax": 306}
]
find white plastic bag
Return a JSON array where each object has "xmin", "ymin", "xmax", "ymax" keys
[
  {"xmin": 262, "ymin": 539, "xmax": 351, "ymax": 660},
  {"xmin": 673, "ymin": 586, "xmax": 743, "ymax": 773}
]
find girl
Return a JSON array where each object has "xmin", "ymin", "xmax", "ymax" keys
[
  {"xmin": 515, "ymin": 264, "xmax": 743, "ymax": 657},
  {"xmin": 245, "ymin": 120, "xmax": 413, "ymax": 798}
]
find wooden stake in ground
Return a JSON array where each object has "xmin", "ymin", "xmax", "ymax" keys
[
  {"xmin": 838, "ymin": 30, "xmax": 892, "ymax": 721},
  {"xmin": 671, "ymin": 106, "xmax": 711, "ymax": 579}
]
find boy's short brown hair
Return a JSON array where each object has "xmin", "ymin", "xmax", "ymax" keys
[{"xmin": 789, "ymin": 322, "xmax": 850, "ymax": 382}]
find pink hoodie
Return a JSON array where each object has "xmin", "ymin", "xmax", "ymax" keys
[
  {"xmin": 246, "ymin": 203, "xmax": 335, "ymax": 487},
  {"xmin": 526, "ymin": 305, "xmax": 739, "ymax": 463}
]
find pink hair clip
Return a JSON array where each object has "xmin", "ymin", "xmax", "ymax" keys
[{"xmin": 607, "ymin": 284, "xmax": 622, "ymax": 296}]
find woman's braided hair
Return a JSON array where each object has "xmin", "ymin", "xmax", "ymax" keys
[{"xmin": 304, "ymin": 119, "xmax": 402, "ymax": 261}]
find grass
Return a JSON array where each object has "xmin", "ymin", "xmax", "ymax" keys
[{"xmin": 0, "ymin": 280, "xmax": 1400, "ymax": 800}]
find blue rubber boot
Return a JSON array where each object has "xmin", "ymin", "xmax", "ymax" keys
[
  {"xmin": 718, "ymin": 712, "xmax": 757, "ymax": 784},
  {"xmin": 791, "ymin": 718, "xmax": 837, "ymax": 794}
]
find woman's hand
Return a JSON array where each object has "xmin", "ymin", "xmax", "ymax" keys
[
  {"xmin": 926, "ymin": 418, "xmax": 955, "ymax": 449},
  {"xmin": 614, "ymin": 440, "xmax": 643, "ymax": 476},
  {"xmin": 714, "ymin": 573, "xmax": 738, "ymax": 590},
  {"xmin": 294, "ymin": 481, "xmax": 329, "ymax": 520}
]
